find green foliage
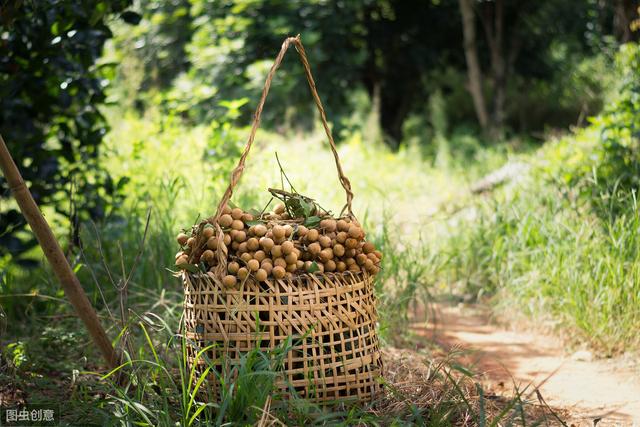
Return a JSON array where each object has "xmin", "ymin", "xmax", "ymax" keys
[{"xmin": 0, "ymin": 0, "xmax": 135, "ymax": 264}]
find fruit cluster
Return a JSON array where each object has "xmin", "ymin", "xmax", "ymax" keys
[{"xmin": 175, "ymin": 204, "xmax": 382, "ymax": 287}]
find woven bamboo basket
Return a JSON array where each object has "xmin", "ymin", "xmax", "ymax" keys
[{"xmin": 181, "ymin": 35, "xmax": 383, "ymax": 403}]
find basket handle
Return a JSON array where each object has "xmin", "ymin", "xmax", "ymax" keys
[{"xmin": 212, "ymin": 35, "xmax": 355, "ymax": 224}]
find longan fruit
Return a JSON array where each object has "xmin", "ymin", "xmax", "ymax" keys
[
  {"xmin": 228, "ymin": 261, "xmax": 240, "ymax": 274},
  {"xmin": 320, "ymin": 248, "xmax": 334, "ymax": 262},
  {"xmin": 348, "ymin": 264, "xmax": 361, "ymax": 272},
  {"xmin": 255, "ymin": 268, "xmax": 268, "ymax": 282},
  {"xmin": 281, "ymin": 240, "xmax": 294, "ymax": 255},
  {"xmin": 231, "ymin": 208, "xmax": 244, "ymax": 220},
  {"xmin": 234, "ymin": 230, "xmax": 247, "ymax": 243},
  {"xmin": 247, "ymin": 259, "xmax": 260, "ymax": 272},
  {"xmin": 296, "ymin": 260, "xmax": 304, "ymax": 270},
  {"xmin": 187, "ymin": 237, "xmax": 196, "ymax": 247},
  {"xmin": 242, "ymin": 213, "xmax": 254, "ymax": 222},
  {"xmin": 261, "ymin": 261, "xmax": 273, "ymax": 275},
  {"xmin": 370, "ymin": 265, "xmax": 380, "ymax": 275},
  {"xmin": 348, "ymin": 224, "xmax": 361, "ymax": 239},
  {"xmin": 272, "ymin": 225, "xmax": 286, "ymax": 240},
  {"xmin": 247, "ymin": 237, "xmax": 259, "ymax": 251},
  {"xmin": 274, "ymin": 257, "xmax": 287, "ymax": 268},
  {"xmin": 363, "ymin": 242, "xmax": 375, "ymax": 254},
  {"xmin": 306, "ymin": 229, "xmax": 319, "ymax": 242},
  {"xmin": 364, "ymin": 259, "xmax": 374, "ymax": 271},
  {"xmin": 218, "ymin": 214, "xmax": 233, "ymax": 228},
  {"xmin": 247, "ymin": 225, "xmax": 256, "ymax": 236},
  {"xmin": 323, "ymin": 259, "xmax": 335, "ymax": 272},
  {"xmin": 240, "ymin": 252, "xmax": 252, "ymax": 263},
  {"xmin": 223, "ymin": 234, "xmax": 232, "ymax": 246},
  {"xmin": 202, "ymin": 227, "xmax": 215, "ymax": 239},
  {"xmin": 274, "ymin": 203, "xmax": 286, "ymax": 215},
  {"xmin": 237, "ymin": 267, "xmax": 249, "ymax": 280},
  {"xmin": 333, "ymin": 244, "xmax": 345, "ymax": 257},
  {"xmin": 356, "ymin": 253, "xmax": 368, "ymax": 265},
  {"xmin": 337, "ymin": 219, "xmax": 349, "ymax": 232},
  {"xmin": 281, "ymin": 212, "xmax": 290, "ymax": 220},
  {"xmin": 222, "ymin": 275, "xmax": 237, "ymax": 288},
  {"xmin": 175, "ymin": 251, "xmax": 185, "ymax": 260},
  {"xmin": 304, "ymin": 261, "xmax": 314, "ymax": 272},
  {"xmin": 345, "ymin": 248, "xmax": 357, "ymax": 258},
  {"xmin": 286, "ymin": 263, "xmax": 297, "ymax": 273},
  {"xmin": 272, "ymin": 265, "xmax": 286, "ymax": 279},
  {"xmin": 297, "ymin": 225, "xmax": 308, "ymax": 237},
  {"xmin": 345, "ymin": 238, "xmax": 359, "ymax": 250},
  {"xmin": 326, "ymin": 231, "xmax": 337, "ymax": 240},
  {"xmin": 206, "ymin": 236, "xmax": 219, "ymax": 250},
  {"xmin": 254, "ymin": 250, "xmax": 266, "ymax": 262},
  {"xmin": 222, "ymin": 205, "xmax": 232, "ymax": 215},
  {"xmin": 336, "ymin": 261, "xmax": 347, "ymax": 272},
  {"xmin": 175, "ymin": 255, "xmax": 188, "ymax": 267},
  {"xmin": 320, "ymin": 219, "xmax": 337, "ymax": 232},
  {"xmin": 259, "ymin": 237, "xmax": 274, "ymax": 252},
  {"xmin": 271, "ymin": 245, "xmax": 283, "ymax": 258},
  {"xmin": 374, "ymin": 250, "xmax": 383, "ymax": 260},
  {"xmin": 237, "ymin": 242, "xmax": 248, "ymax": 254},
  {"xmin": 254, "ymin": 224, "xmax": 268, "ymax": 237},
  {"xmin": 231, "ymin": 219, "xmax": 244, "ymax": 231},
  {"xmin": 231, "ymin": 241, "xmax": 240, "ymax": 251},
  {"xmin": 316, "ymin": 263, "xmax": 325, "ymax": 273},
  {"xmin": 318, "ymin": 235, "xmax": 332, "ymax": 248},
  {"xmin": 176, "ymin": 233, "xmax": 189, "ymax": 246},
  {"xmin": 261, "ymin": 257, "xmax": 273, "ymax": 265},
  {"xmin": 202, "ymin": 250, "xmax": 215, "ymax": 263},
  {"xmin": 283, "ymin": 225, "xmax": 293, "ymax": 237},
  {"xmin": 336, "ymin": 232, "xmax": 348, "ymax": 244},
  {"xmin": 308, "ymin": 242, "xmax": 321, "ymax": 256},
  {"xmin": 345, "ymin": 257, "xmax": 356, "ymax": 266},
  {"xmin": 285, "ymin": 252, "xmax": 298, "ymax": 264},
  {"xmin": 367, "ymin": 253, "xmax": 379, "ymax": 263}
]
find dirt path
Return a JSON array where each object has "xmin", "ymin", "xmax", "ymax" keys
[{"xmin": 413, "ymin": 303, "xmax": 640, "ymax": 426}]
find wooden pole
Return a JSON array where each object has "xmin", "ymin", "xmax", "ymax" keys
[{"xmin": 0, "ymin": 133, "xmax": 120, "ymax": 370}]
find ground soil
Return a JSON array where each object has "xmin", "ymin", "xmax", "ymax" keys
[{"xmin": 413, "ymin": 303, "xmax": 640, "ymax": 426}]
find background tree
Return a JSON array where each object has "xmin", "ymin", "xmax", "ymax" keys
[{"xmin": 0, "ymin": 0, "xmax": 136, "ymax": 265}]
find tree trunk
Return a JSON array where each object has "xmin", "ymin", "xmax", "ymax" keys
[{"xmin": 459, "ymin": 0, "xmax": 489, "ymax": 131}]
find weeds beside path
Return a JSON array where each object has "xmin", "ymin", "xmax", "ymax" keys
[{"xmin": 415, "ymin": 302, "xmax": 640, "ymax": 426}]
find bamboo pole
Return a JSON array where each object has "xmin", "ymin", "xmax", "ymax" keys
[{"xmin": 0, "ymin": 133, "xmax": 119, "ymax": 370}]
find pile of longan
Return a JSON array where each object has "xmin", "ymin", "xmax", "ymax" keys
[{"xmin": 175, "ymin": 203, "xmax": 382, "ymax": 288}]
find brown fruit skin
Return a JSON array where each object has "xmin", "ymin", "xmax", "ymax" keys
[
  {"xmin": 254, "ymin": 250, "xmax": 266, "ymax": 262},
  {"xmin": 177, "ymin": 233, "xmax": 189, "ymax": 246},
  {"xmin": 337, "ymin": 219, "xmax": 350, "ymax": 232},
  {"xmin": 231, "ymin": 208, "xmax": 244, "ymax": 220},
  {"xmin": 223, "ymin": 234, "xmax": 232, "ymax": 246},
  {"xmin": 374, "ymin": 250, "xmax": 383, "ymax": 260},
  {"xmin": 316, "ymin": 263, "xmax": 325, "ymax": 273},
  {"xmin": 231, "ymin": 241, "xmax": 240, "ymax": 251},
  {"xmin": 255, "ymin": 269, "xmax": 268, "ymax": 281},
  {"xmin": 219, "ymin": 214, "xmax": 233, "ymax": 228},
  {"xmin": 318, "ymin": 235, "xmax": 332, "ymax": 248},
  {"xmin": 324, "ymin": 259, "xmax": 337, "ymax": 272},
  {"xmin": 304, "ymin": 261, "xmax": 314, "ymax": 272},
  {"xmin": 308, "ymin": 242, "xmax": 321, "ymax": 256},
  {"xmin": 297, "ymin": 225, "xmax": 308, "ymax": 237},
  {"xmin": 228, "ymin": 261, "xmax": 240, "ymax": 274},
  {"xmin": 237, "ymin": 242, "xmax": 248, "ymax": 254},
  {"xmin": 364, "ymin": 259, "xmax": 374, "ymax": 271},
  {"xmin": 222, "ymin": 275, "xmax": 237, "ymax": 288},
  {"xmin": 333, "ymin": 244, "xmax": 345, "ymax": 257},
  {"xmin": 320, "ymin": 248, "xmax": 334, "ymax": 262},
  {"xmin": 271, "ymin": 245, "xmax": 283, "ymax": 258},
  {"xmin": 261, "ymin": 262, "xmax": 273, "ymax": 275},
  {"xmin": 345, "ymin": 238, "xmax": 359, "ymax": 249},
  {"xmin": 356, "ymin": 253, "xmax": 368, "ymax": 265},
  {"xmin": 345, "ymin": 248, "xmax": 357, "ymax": 258},
  {"xmin": 336, "ymin": 261, "xmax": 347, "ymax": 272},
  {"xmin": 203, "ymin": 227, "xmax": 215, "ymax": 239},
  {"xmin": 254, "ymin": 224, "xmax": 268, "ymax": 237},
  {"xmin": 345, "ymin": 257, "xmax": 356, "ymax": 266},
  {"xmin": 206, "ymin": 236, "xmax": 219, "ymax": 250},
  {"xmin": 296, "ymin": 260, "xmax": 304, "ymax": 270},
  {"xmin": 285, "ymin": 252, "xmax": 298, "ymax": 264},
  {"xmin": 187, "ymin": 237, "xmax": 196, "ymax": 247},
  {"xmin": 283, "ymin": 225, "xmax": 293, "ymax": 237},
  {"xmin": 274, "ymin": 203, "xmax": 286, "ymax": 215},
  {"xmin": 202, "ymin": 250, "xmax": 215, "ymax": 263},
  {"xmin": 247, "ymin": 237, "xmax": 260, "ymax": 251},
  {"xmin": 286, "ymin": 263, "xmax": 297, "ymax": 273},
  {"xmin": 336, "ymin": 232, "xmax": 348, "ymax": 244},
  {"xmin": 281, "ymin": 240, "xmax": 294, "ymax": 255},
  {"xmin": 274, "ymin": 257, "xmax": 287, "ymax": 268},
  {"xmin": 272, "ymin": 225, "xmax": 286, "ymax": 240},
  {"xmin": 175, "ymin": 251, "xmax": 185, "ymax": 260},
  {"xmin": 272, "ymin": 266, "xmax": 286, "ymax": 279},
  {"xmin": 233, "ymin": 230, "xmax": 247, "ymax": 243},
  {"xmin": 237, "ymin": 267, "xmax": 249, "ymax": 280},
  {"xmin": 348, "ymin": 264, "xmax": 361, "ymax": 272},
  {"xmin": 222, "ymin": 205, "xmax": 232, "ymax": 215},
  {"xmin": 306, "ymin": 229, "xmax": 319, "ymax": 242},
  {"xmin": 247, "ymin": 259, "xmax": 260, "ymax": 272},
  {"xmin": 348, "ymin": 224, "xmax": 361, "ymax": 239},
  {"xmin": 175, "ymin": 255, "xmax": 189, "ymax": 267},
  {"xmin": 241, "ymin": 213, "xmax": 254, "ymax": 222},
  {"xmin": 231, "ymin": 219, "xmax": 245, "ymax": 231},
  {"xmin": 321, "ymin": 219, "xmax": 337, "ymax": 232},
  {"xmin": 363, "ymin": 242, "xmax": 375, "ymax": 254},
  {"xmin": 259, "ymin": 237, "xmax": 274, "ymax": 252},
  {"xmin": 240, "ymin": 253, "xmax": 252, "ymax": 263}
]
